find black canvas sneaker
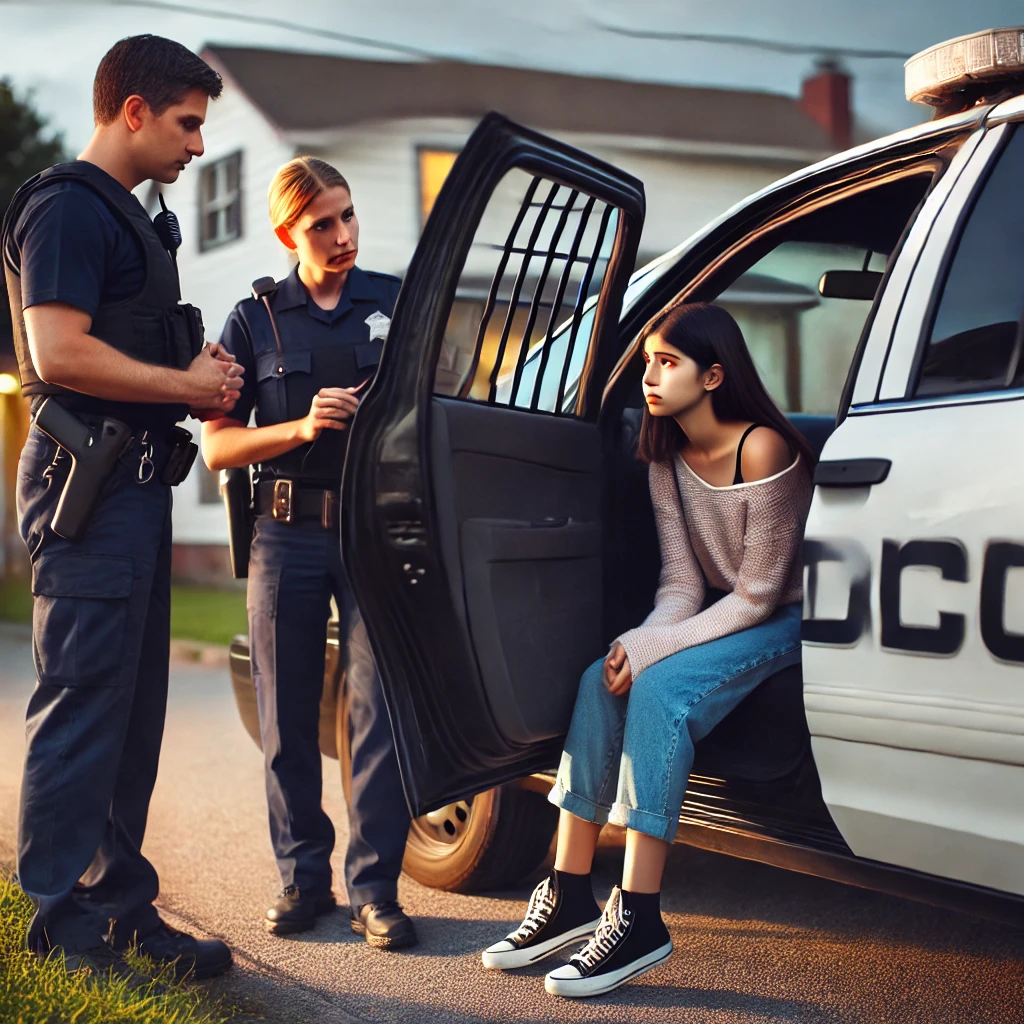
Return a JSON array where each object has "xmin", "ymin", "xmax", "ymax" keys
[
  {"xmin": 544, "ymin": 886, "xmax": 673, "ymax": 998},
  {"xmin": 482, "ymin": 873, "xmax": 602, "ymax": 970}
]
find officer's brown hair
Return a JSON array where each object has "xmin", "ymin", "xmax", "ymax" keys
[
  {"xmin": 269, "ymin": 158, "xmax": 351, "ymax": 243},
  {"xmin": 93, "ymin": 35, "xmax": 222, "ymax": 126}
]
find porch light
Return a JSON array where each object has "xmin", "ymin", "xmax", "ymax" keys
[{"xmin": 905, "ymin": 27, "xmax": 1024, "ymax": 106}]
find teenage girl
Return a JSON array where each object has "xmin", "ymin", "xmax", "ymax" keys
[{"xmin": 480, "ymin": 302, "xmax": 814, "ymax": 997}]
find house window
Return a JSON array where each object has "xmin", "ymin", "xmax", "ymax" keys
[
  {"xmin": 418, "ymin": 148, "xmax": 458, "ymax": 227},
  {"xmin": 199, "ymin": 152, "xmax": 242, "ymax": 251}
]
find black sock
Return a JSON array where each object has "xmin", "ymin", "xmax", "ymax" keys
[
  {"xmin": 554, "ymin": 869, "xmax": 600, "ymax": 924},
  {"xmin": 621, "ymin": 889, "xmax": 670, "ymax": 948}
]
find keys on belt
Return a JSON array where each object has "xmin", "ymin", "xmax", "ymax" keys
[{"xmin": 256, "ymin": 479, "xmax": 339, "ymax": 530}]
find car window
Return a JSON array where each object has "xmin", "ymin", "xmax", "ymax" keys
[
  {"xmin": 431, "ymin": 167, "xmax": 618, "ymax": 417},
  {"xmin": 914, "ymin": 126, "xmax": 1024, "ymax": 398},
  {"xmin": 721, "ymin": 241, "xmax": 889, "ymax": 415},
  {"xmin": 689, "ymin": 173, "xmax": 934, "ymax": 417}
]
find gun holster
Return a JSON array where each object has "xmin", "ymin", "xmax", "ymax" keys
[
  {"xmin": 160, "ymin": 425, "xmax": 198, "ymax": 486},
  {"xmin": 33, "ymin": 398, "xmax": 133, "ymax": 543},
  {"xmin": 220, "ymin": 466, "xmax": 255, "ymax": 578}
]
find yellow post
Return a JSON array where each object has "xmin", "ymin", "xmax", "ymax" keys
[{"xmin": 0, "ymin": 373, "xmax": 29, "ymax": 578}]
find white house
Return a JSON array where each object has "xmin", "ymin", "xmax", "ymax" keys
[{"xmin": 161, "ymin": 45, "xmax": 856, "ymax": 582}]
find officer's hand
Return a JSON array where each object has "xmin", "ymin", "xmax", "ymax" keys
[
  {"xmin": 603, "ymin": 642, "xmax": 633, "ymax": 696},
  {"xmin": 185, "ymin": 345, "xmax": 244, "ymax": 411},
  {"xmin": 206, "ymin": 342, "xmax": 238, "ymax": 365},
  {"xmin": 297, "ymin": 383, "xmax": 365, "ymax": 442}
]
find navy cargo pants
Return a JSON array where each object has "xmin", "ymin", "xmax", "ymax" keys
[
  {"xmin": 247, "ymin": 513, "xmax": 410, "ymax": 908},
  {"xmin": 16, "ymin": 425, "xmax": 172, "ymax": 954}
]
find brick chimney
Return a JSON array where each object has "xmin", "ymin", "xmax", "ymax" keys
[{"xmin": 800, "ymin": 59, "xmax": 852, "ymax": 151}]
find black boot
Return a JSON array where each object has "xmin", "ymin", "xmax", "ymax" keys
[
  {"xmin": 110, "ymin": 920, "xmax": 233, "ymax": 980},
  {"xmin": 350, "ymin": 901, "xmax": 417, "ymax": 949},
  {"xmin": 265, "ymin": 885, "xmax": 337, "ymax": 936}
]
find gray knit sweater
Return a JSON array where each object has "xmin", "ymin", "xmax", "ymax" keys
[{"xmin": 617, "ymin": 453, "xmax": 812, "ymax": 679}]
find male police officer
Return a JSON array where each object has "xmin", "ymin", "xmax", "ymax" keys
[{"xmin": 1, "ymin": 36, "xmax": 242, "ymax": 977}]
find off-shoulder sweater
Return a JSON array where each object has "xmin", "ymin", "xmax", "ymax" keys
[{"xmin": 616, "ymin": 453, "xmax": 812, "ymax": 679}]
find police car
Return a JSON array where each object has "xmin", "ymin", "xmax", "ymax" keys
[{"xmin": 230, "ymin": 28, "xmax": 1024, "ymax": 923}]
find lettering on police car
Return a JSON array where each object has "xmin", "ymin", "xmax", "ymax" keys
[{"xmin": 802, "ymin": 537, "xmax": 1024, "ymax": 664}]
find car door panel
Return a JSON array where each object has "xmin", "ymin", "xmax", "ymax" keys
[
  {"xmin": 462, "ymin": 516, "xmax": 602, "ymax": 745},
  {"xmin": 431, "ymin": 397, "xmax": 603, "ymax": 747},
  {"xmin": 342, "ymin": 113, "xmax": 644, "ymax": 815}
]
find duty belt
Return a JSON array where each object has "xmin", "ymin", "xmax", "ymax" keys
[{"xmin": 255, "ymin": 479, "xmax": 339, "ymax": 530}]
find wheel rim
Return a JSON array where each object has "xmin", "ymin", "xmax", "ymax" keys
[
  {"xmin": 336, "ymin": 680, "xmax": 486, "ymax": 862},
  {"xmin": 412, "ymin": 798, "xmax": 473, "ymax": 847}
]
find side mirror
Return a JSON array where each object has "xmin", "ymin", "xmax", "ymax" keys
[{"xmin": 818, "ymin": 270, "xmax": 884, "ymax": 301}]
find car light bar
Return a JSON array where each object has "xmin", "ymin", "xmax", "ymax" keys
[{"xmin": 905, "ymin": 27, "xmax": 1024, "ymax": 106}]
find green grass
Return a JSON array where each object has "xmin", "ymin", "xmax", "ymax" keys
[
  {"xmin": 0, "ymin": 876, "xmax": 233, "ymax": 1024},
  {"xmin": 0, "ymin": 578, "xmax": 32, "ymax": 625},
  {"xmin": 169, "ymin": 586, "xmax": 247, "ymax": 647},
  {"xmin": 0, "ymin": 577, "xmax": 246, "ymax": 648}
]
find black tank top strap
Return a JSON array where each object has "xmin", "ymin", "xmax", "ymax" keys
[{"xmin": 733, "ymin": 423, "xmax": 762, "ymax": 485}]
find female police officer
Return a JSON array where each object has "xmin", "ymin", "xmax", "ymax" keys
[{"xmin": 202, "ymin": 157, "xmax": 415, "ymax": 949}]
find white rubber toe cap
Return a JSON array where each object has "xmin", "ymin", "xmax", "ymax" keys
[
  {"xmin": 545, "ymin": 963, "xmax": 584, "ymax": 982},
  {"xmin": 481, "ymin": 940, "xmax": 516, "ymax": 969}
]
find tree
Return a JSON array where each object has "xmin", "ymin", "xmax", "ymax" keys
[{"xmin": 0, "ymin": 79, "xmax": 67, "ymax": 371}]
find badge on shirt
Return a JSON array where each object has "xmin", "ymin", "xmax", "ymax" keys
[{"xmin": 365, "ymin": 311, "xmax": 391, "ymax": 341}]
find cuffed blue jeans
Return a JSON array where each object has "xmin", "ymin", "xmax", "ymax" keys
[{"xmin": 549, "ymin": 603, "xmax": 803, "ymax": 842}]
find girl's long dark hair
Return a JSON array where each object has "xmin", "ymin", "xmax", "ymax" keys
[{"xmin": 636, "ymin": 302, "xmax": 816, "ymax": 470}]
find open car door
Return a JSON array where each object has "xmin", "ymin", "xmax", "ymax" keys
[{"xmin": 342, "ymin": 113, "xmax": 645, "ymax": 815}]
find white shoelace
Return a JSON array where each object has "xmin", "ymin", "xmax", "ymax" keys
[
  {"xmin": 570, "ymin": 888, "xmax": 629, "ymax": 972},
  {"xmin": 508, "ymin": 876, "xmax": 557, "ymax": 944}
]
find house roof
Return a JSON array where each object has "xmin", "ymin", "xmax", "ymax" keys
[{"xmin": 203, "ymin": 46, "xmax": 836, "ymax": 155}]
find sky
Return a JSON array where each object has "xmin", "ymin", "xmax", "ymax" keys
[{"xmin": 0, "ymin": 0, "xmax": 1022, "ymax": 152}]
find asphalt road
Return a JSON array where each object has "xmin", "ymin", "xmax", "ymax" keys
[{"xmin": 1, "ymin": 622, "xmax": 1023, "ymax": 1024}]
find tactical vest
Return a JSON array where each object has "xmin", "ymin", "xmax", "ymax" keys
[{"xmin": 1, "ymin": 161, "xmax": 203, "ymax": 414}]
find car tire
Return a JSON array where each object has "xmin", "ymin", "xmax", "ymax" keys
[{"xmin": 336, "ymin": 679, "xmax": 558, "ymax": 893}]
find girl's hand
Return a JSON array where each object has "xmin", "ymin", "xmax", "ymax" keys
[
  {"xmin": 603, "ymin": 642, "xmax": 633, "ymax": 696},
  {"xmin": 297, "ymin": 381, "xmax": 366, "ymax": 443}
]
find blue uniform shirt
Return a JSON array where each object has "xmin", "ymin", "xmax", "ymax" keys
[
  {"xmin": 219, "ymin": 264, "xmax": 401, "ymax": 483},
  {"xmin": 10, "ymin": 178, "xmax": 145, "ymax": 316},
  {"xmin": 6, "ymin": 174, "xmax": 165, "ymax": 423}
]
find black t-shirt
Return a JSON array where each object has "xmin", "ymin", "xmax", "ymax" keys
[{"xmin": 8, "ymin": 174, "xmax": 173, "ymax": 425}]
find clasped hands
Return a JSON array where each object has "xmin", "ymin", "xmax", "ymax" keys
[
  {"xmin": 603, "ymin": 641, "xmax": 633, "ymax": 696},
  {"xmin": 189, "ymin": 343, "xmax": 245, "ymax": 421}
]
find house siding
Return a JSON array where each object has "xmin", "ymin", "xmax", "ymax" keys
[{"xmin": 160, "ymin": 82, "xmax": 295, "ymax": 547}]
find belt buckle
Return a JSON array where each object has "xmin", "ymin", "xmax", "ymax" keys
[
  {"xmin": 272, "ymin": 479, "xmax": 294, "ymax": 523},
  {"xmin": 321, "ymin": 490, "xmax": 338, "ymax": 531}
]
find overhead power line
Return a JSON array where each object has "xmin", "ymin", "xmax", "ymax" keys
[
  {"xmin": 594, "ymin": 23, "xmax": 913, "ymax": 61},
  {"xmin": 111, "ymin": 1, "xmax": 914, "ymax": 66},
  {"xmin": 110, "ymin": 0, "xmax": 456, "ymax": 61}
]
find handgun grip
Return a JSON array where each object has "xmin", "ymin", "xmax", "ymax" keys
[
  {"xmin": 45, "ymin": 414, "xmax": 132, "ymax": 543},
  {"xmin": 34, "ymin": 397, "xmax": 92, "ymax": 455}
]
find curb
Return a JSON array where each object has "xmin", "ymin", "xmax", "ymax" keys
[
  {"xmin": 0, "ymin": 621, "xmax": 31, "ymax": 641},
  {"xmin": 2, "ymin": 621, "xmax": 230, "ymax": 670},
  {"xmin": 169, "ymin": 639, "xmax": 231, "ymax": 669}
]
